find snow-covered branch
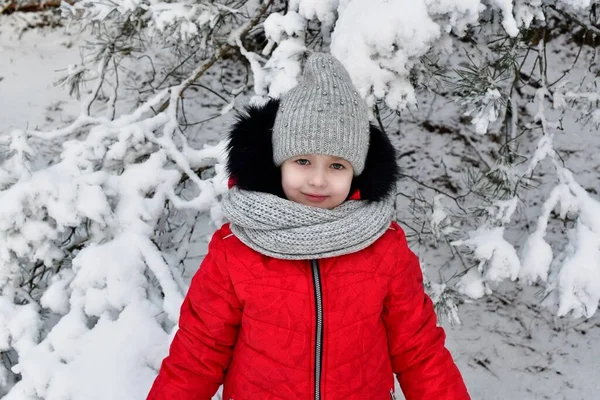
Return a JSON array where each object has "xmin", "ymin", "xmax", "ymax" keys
[{"xmin": 0, "ymin": 2, "xmax": 273, "ymax": 398}]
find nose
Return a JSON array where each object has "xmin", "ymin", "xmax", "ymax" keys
[{"xmin": 308, "ymin": 168, "xmax": 327, "ymax": 188}]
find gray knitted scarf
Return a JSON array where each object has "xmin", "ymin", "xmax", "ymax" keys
[{"xmin": 220, "ymin": 187, "xmax": 395, "ymax": 260}]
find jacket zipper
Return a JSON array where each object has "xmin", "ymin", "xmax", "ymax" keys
[{"xmin": 311, "ymin": 259, "xmax": 323, "ymax": 400}]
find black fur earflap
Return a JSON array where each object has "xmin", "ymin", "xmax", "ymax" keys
[
  {"xmin": 226, "ymin": 100, "xmax": 399, "ymax": 202},
  {"xmin": 349, "ymin": 123, "xmax": 400, "ymax": 201},
  {"xmin": 226, "ymin": 99, "xmax": 285, "ymax": 198}
]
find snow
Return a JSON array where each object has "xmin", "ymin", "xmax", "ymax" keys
[
  {"xmin": 551, "ymin": 169, "xmax": 600, "ymax": 318},
  {"xmin": 7, "ymin": 301, "xmax": 169, "ymax": 400},
  {"xmin": 556, "ymin": 222, "xmax": 600, "ymax": 318},
  {"xmin": 264, "ymin": 11, "xmax": 306, "ymax": 45},
  {"xmin": 525, "ymin": 132, "xmax": 555, "ymax": 176},
  {"xmin": 430, "ymin": 194, "xmax": 450, "ymax": 240},
  {"xmin": 290, "ymin": 0, "xmax": 338, "ymax": 28},
  {"xmin": 491, "ymin": 0, "xmax": 519, "ymax": 36},
  {"xmin": 453, "ymin": 225, "xmax": 522, "ymax": 283},
  {"xmin": 0, "ymin": 18, "xmax": 82, "ymax": 133},
  {"xmin": 331, "ymin": 0, "xmax": 441, "ymax": 111},
  {"xmin": 519, "ymin": 231, "xmax": 554, "ymax": 284},
  {"xmin": 150, "ymin": 4, "xmax": 212, "ymax": 40},
  {"xmin": 464, "ymin": 88, "xmax": 502, "ymax": 134},
  {"xmin": 0, "ymin": 295, "xmax": 41, "ymax": 356},
  {"xmin": 456, "ymin": 268, "xmax": 487, "ymax": 299},
  {"xmin": 2, "ymin": 3, "xmax": 600, "ymax": 400},
  {"xmin": 41, "ymin": 270, "xmax": 74, "ymax": 315},
  {"xmin": 262, "ymin": 39, "xmax": 307, "ymax": 99}
]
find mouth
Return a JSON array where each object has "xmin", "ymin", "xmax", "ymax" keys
[{"xmin": 302, "ymin": 193, "xmax": 330, "ymax": 202}]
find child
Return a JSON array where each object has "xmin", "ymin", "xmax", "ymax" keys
[{"xmin": 147, "ymin": 52, "xmax": 470, "ymax": 400}]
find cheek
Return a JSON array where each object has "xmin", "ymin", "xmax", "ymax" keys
[
  {"xmin": 281, "ymin": 165, "xmax": 303, "ymax": 190},
  {"xmin": 332, "ymin": 172, "xmax": 353, "ymax": 196}
]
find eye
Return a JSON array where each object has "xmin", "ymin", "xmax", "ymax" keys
[
  {"xmin": 295, "ymin": 159, "xmax": 310, "ymax": 166},
  {"xmin": 331, "ymin": 163, "xmax": 345, "ymax": 170}
]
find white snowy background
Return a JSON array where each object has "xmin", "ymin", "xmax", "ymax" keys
[{"xmin": 1, "ymin": 1, "xmax": 599, "ymax": 399}]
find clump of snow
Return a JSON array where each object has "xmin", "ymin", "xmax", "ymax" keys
[
  {"xmin": 463, "ymin": 88, "xmax": 502, "ymax": 134},
  {"xmin": 456, "ymin": 268, "xmax": 488, "ymax": 299},
  {"xmin": 525, "ymin": 133, "xmax": 555, "ymax": 176},
  {"xmin": 150, "ymin": 4, "xmax": 215, "ymax": 41},
  {"xmin": 452, "ymin": 195, "xmax": 521, "ymax": 294},
  {"xmin": 290, "ymin": 0, "xmax": 339, "ymax": 28},
  {"xmin": 485, "ymin": 197, "xmax": 518, "ymax": 225},
  {"xmin": 430, "ymin": 194, "xmax": 449, "ymax": 240},
  {"xmin": 514, "ymin": 0, "xmax": 545, "ymax": 28},
  {"xmin": 556, "ymin": 223, "xmax": 600, "ymax": 318},
  {"xmin": 264, "ymin": 12, "xmax": 306, "ymax": 45},
  {"xmin": 424, "ymin": 0, "xmax": 484, "ymax": 35},
  {"xmin": 263, "ymin": 40, "xmax": 307, "ymax": 99},
  {"xmin": 8, "ymin": 301, "xmax": 170, "ymax": 400},
  {"xmin": 0, "ymin": 293, "xmax": 41, "ymax": 356},
  {"xmin": 40, "ymin": 270, "xmax": 74, "ymax": 315},
  {"xmin": 331, "ymin": 0, "xmax": 441, "ymax": 111},
  {"xmin": 551, "ymin": 169, "xmax": 600, "ymax": 318},
  {"xmin": 453, "ymin": 226, "xmax": 522, "ymax": 284},
  {"xmin": 519, "ymin": 231, "xmax": 553, "ymax": 285},
  {"xmin": 428, "ymin": 194, "xmax": 458, "ymax": 243},
  {"xmin": 491, "ymin": 0, "xmax": 519, "ymax": 36},
  {"xmin": 518, "ymin": 184, "xmax": 566, "ymax": 284}
]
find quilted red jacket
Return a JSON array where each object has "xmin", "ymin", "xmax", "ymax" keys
[{"xmin": 147, "ymin": 221, "xmax": 470, "ymax": 400}]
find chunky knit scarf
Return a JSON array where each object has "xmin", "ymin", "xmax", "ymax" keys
[{"xmin": 220, "ymin": 187, "xmax": 395, "ymax": 260}]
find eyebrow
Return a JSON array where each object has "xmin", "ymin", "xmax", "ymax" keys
[{"xmin": 296, "ymin": 155, "xmax": 349, "ymax": 163}]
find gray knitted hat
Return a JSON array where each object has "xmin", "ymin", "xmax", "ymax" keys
[{"xmin": 272, "ymin": 53, "xmax": 370, "ymax": 175}]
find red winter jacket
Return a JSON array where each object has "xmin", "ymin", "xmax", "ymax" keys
[{"xmin": 147, "ymin": 221, "xmax": 470, "ymax": 400}]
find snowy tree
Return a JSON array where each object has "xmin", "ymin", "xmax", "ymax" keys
[{"xmin": 1, "ymin": 0, "xmax": 600, "ymax": 398}]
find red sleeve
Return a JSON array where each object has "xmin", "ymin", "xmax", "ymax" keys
[
  {"xmin": 147, "ymin": 229, "xmax": 242, "ymax": 400},
  {"xmin": 382, "ymin": 226, "xmax": 470, "ymax": 400}
]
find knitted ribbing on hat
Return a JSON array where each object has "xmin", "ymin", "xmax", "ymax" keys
[
  {"xmin": 273, "ymin": 53, "xmax": 370, "ymax": 175},
  {"xmin": 220, "ymin": 187, "xmax": 395, "ymax": 260}
]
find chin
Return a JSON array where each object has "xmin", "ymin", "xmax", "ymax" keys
[{"xmin": 316, "ymin": 200, "xmax": 344, "ymax": 210}]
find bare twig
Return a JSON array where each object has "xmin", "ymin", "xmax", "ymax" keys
[
  {"xmin": 83, "ymin": 55, "xmax": 111, "ymax": 117},
  {"xmin": 400, "ymin": 173, "xmax": 468, "ymax": 214},
  {"xmin": 106, "ymin": 57, "xmax": 120, "ymax": 120},
  {"xmin": 548, "ymin": 5, "xmax": 600, "ymax": 37}
]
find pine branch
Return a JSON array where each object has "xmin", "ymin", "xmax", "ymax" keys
[
  {"xmin": 156, "ymin": 0, "xmax": 274, "ymax": 113},
  {"xmin": 548, "ymin": 5, "xmax": 600, "ymax": 37}
]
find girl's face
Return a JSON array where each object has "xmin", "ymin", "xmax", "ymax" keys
[{"xmin": 281, "ymin": 154, "xmax": 354, "ymax": 209}]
